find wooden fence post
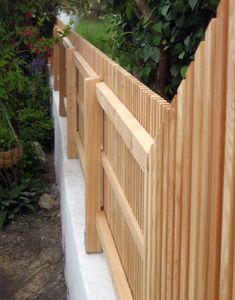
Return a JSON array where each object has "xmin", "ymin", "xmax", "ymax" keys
[
  {"xmin": 84, "ymin": 77, "xmax": 102, "ymax": 253},
  {"xmin": 59, "ymin": 40, "xmax": 66, "ymax": 116},
  {"xmin": 53, "ymin": 26, "xmax": 59, "ymax": 91},
  {"xmin": 66, "ymin": 47, "xmax": 77, "ymax": 159}
]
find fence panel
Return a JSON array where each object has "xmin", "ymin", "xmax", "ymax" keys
[{"xmin": 54, "ymin": 2, "xmax": 234, "ymax": 297}]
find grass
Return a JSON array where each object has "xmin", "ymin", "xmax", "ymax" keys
[{"xmin": 76, "ymin": 20, "xmax": 112, "ymax": 56}]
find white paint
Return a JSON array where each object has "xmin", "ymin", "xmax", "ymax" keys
[{"xmin": 52, "ymin": 81, "xmax": 116, "ymax": 300}]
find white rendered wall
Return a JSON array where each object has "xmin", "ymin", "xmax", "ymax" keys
[{"xmin": 52, "ymin": 85, "xmax": 116, "ymax": 300}]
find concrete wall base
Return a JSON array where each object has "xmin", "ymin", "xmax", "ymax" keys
[{"xmin": 52, "ymin": 84, "xmax": 116, "ymax": 300}]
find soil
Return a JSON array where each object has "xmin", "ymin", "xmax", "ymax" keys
[{"xmin": 0, "ymin": 154, "xmax": 67, "ymax": 300}]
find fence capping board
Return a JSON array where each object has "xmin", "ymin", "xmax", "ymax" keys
[
  {"xmin": 63, "ymin": 37, "xmax": 75, "ymax": 49},
  {"xmin": 73, "ymin": 50, "xmax": 99, "ymax": 80},
  {"xmin": 96, "ymin": 81, "xmax": 154, "ymax": 171}
]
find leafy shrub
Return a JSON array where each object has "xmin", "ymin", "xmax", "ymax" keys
[
  {"xmin": 19, "ymin": 108, "xmax": 53, "ymax": 149},
  {"xmin": 0, "ymin": 175, "xmax": 44, "ymax": 228},
  {"xmin": 0, "ymin": 0, "xmax": 68, "ymax": 228},
  {"xmin": 22, "ymin": 71, "xmax": 52, "ymax": 112},
  {"xmin": 103, "ymin": 0, "xmax": 220, "ymax": 100},
  {"xmin": 0, "ymin": 123, "xmax": 16, "ymax": 151}
]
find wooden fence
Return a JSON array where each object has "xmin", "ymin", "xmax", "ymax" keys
[{"xmin": 52, "ymin": 0, "xmax": 235, "ymax": 298}]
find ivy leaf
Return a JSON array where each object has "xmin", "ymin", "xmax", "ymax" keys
[
  {"xmin": 184, "ymin": 36, "xmax": 191, "ymax": 47},
  {"xmin": 151, "ymin": 48, "xmax": 160, "ymax": 63},
  {"xmin": 153, "ymin": 35, "xmax": 161, "ymax": 46},
  {"xmin": 178, "ymin": 50, "xmax": 185, "ymax": 59},
  {"xmin": 189, "ymin": 0, "xmax": 198, "ymax": 10},
  {"xmin": 143, "ymin": 46, "xmax": 151, "ymax": 62},
  {"xmin": 153, "ymin": 22, "xmax": 162, "ymax": 33},
  {"xmin": 160, "ymin": 4, "xmax": 170, "ymax": 17},
  {"xmin": 180, "ymin": 65, "xmax": 188, "ymax": 78},
  {"xmin": 139, "ymin": 65, "xmax": 151, "ymax": 78},
  {"xmin": 170, "ymin": 64, "xmax": 180, "ymax": 77}
]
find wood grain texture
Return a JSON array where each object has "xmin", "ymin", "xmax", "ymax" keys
[
  {"xmin": 66, "ymin": 46, "xmax": 77, "ymax": 159},
  {"xmin": 55, "ymin": 5, "xmax": 233, "ymax": 298},
  {"xmin": 220, "ymin": 0, "xmax": 235, "ymax": 299},
  {"xmin": 101, "ymin": 152, "xmax": 144, "ymax": 259},
  {"xmin": 59, "ymin": 40, "xmax": 66, "ymax": 116},
  {"xmin": 96, "ymin": 211, "xmax": 133, "ymax": 300},
  {"xmin": 96, "ymin": 82, "xmax": 154, "ymax": 171},
  {"xmin": 84, "ymin": 77, "xmax": 102, "ymax": 253}
]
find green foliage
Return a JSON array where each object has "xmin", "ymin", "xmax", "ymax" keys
[
  {"xmin": 76, "ymin": 19, "xmax": 112, "ymax": 55},
  {"xmin": 0, "ymin": 124, "xmax": 16, "ymax": 151},
  {"xmin": 0, "ymin": 0, "xmax": 66, "ymax": 228},
  {"xmin": 104, "ymin": 0, "xmax": 220, "ymax": 100},
  {"xmin": 61, "ymin": 0, "xmax": 100, "ymax": 17},
  {"xmin": 0, "ymin": 176, "xmax": 44, "ymax": 229},
  {"xmin": 19, "ymin": 107, "xmax": 53, "ymax": 149},
  {"xmin": 16, "ymin": 71, "xmax": 53, "ymax": 171}
]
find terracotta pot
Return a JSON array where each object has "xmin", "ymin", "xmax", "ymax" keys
[{"xmin": 0, "ymin": 145, "xmax": 22, "ymax": 169}]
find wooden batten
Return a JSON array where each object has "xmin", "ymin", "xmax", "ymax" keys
[
  {"xmin": 73, "ymin": 51, "xmax": 99, "ymax": 79},
  {"xmin": 66, "ymin": 46, "xmax": 77, "ymax": 159},
  {"xmin": 63, "ymin": 37, "xmax": 75, "ymax": 49},
  {"xmin": 101, "ymin": 152, "xmax": 144, "ymax": 259},
  {"xmin": 84, "ymin": 77, "xmax": 102, "ymax": 253},
  {"xmin": 96, "ymin": 211, "xmax": 133, "ymax": 300},
  {"xmin": 59, "ymin": 39, "xmax": 66, "ymax": 116},
  {"xmin": 96, "ymin": 82, "xmax": 154, "ymax": 171}
]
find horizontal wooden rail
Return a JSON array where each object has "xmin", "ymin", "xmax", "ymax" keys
[
  {"xmin": 96, "ymin": 82, "xmax": 154, "ymax": 171},
  {"xmin": 101, "ymin": 152, "xmax": 144, "ymax": 259},
  {"xmin": 73, "ymin": 51, "xmax": 99, "ymax": 79},
  {"xmin": 96, "ymin": 211, "xmax": 133, "ymax": 300},
  {"xmin": 63, "ymin": 37, "xmax": 75, "ymax": 49}
]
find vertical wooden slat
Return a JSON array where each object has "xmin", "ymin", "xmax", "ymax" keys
[
  {"xmin": 206, "ymin": 1, "xmax": 229, "ymax": 299},
  {"xmin": 188, "ymin": 43, "xmax": 205, "ymax": 300},
  {"xmin": 84, "ymin": 76, "xmax": 102, "ymax": 253},
  {"xmin": 219, "ymin": 0, "xmax": 235, "ymax": 299},
  {"xmin": 173, "ymin": 90, "xmax": 184, "ymax": 300},
  {"xmin": 196, "ymin": 24, "xmax": 213, "ymax": 300},
  {"xmin": 59, "ymin": 40, "xmax": 66, "ymax": 116},
  {"xmin": 166, "ymin": 102, "xmax": 176, "ymax": 300},
  {"xmin": 161, "ymin": 109, "xmax": 170, "ymax": 300},
  {"xmin": 66, "ymin": 47, "xmax": 77, "ymax": 159},
  {"xmin": 179, "ymin": 64, "xmax": 194, "ymax": 300}
]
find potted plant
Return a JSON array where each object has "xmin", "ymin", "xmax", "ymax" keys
[{"xmin": 0, "ymin": 121, "xmax": 22, "ymax": 169}]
